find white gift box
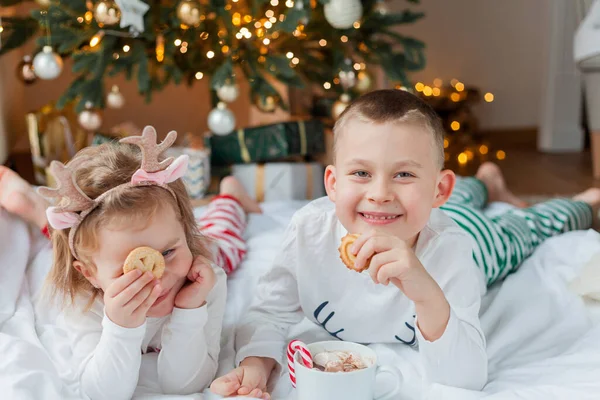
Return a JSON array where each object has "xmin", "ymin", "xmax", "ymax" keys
[
  {"xmin": 232, "ymin": 162, "xmax": 325, "ymax": 202},
  {"xmin": 165, "ymin": 147, "xmax": 210, "ymax": 199}
]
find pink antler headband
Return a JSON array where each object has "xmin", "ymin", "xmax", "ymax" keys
[{"xmin": 38, "ymin": 126, "xmax": 189, "ymax": 260}]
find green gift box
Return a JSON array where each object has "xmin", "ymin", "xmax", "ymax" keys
[{"xmin": 207, "ymin": 119, "xmax": 325, "ymax": 166}]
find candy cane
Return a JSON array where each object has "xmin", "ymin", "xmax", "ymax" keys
[{"xmin": 287, "ymin": 340, "xmax": 313, "ymax": 388}]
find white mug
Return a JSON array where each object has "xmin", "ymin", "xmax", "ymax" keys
[{"xmin": 294, "ymin": 341, "xmax": 401, "ymax": 400}]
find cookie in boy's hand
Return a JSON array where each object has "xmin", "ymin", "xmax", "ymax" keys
[
  {"xmin": 123, "ymin": 246, "xmax": 165, "ymax": 279},
  {"xmin": 338, "ymin": 233, "xmax": 372, "ymax": 272}
]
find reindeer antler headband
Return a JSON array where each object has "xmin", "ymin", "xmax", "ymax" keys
[{"xmin": 38, "ymin": 126, "xmax": 189, "ymax": 260}]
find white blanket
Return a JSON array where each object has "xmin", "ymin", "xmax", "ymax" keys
[{"xmin": 2, "ymin": 202, "xmax": 600, "ymax": 400}]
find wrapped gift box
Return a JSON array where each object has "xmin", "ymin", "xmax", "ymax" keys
[
  {"xmin": 231, "ymin": 162, "xmax": 325, "ymax": 202},
  {"xmin": 26, "ymin": 103, "xmax": 88, "ymax": 185},
  {"xmin": 165, "ymin": 147, "xmax": 211, "ymax": 200},
  {"xmin": 208, "ymin": 119, "xmax": 325, "ymax": 166}
]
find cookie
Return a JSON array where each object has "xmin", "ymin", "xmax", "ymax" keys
[
  {"xmin": 338, "ymin": 233, "xmax": 372, "ymax": 272},
  {"xmin": 123, "ymin": 246, "xmax": 165, "ymax": 279}
]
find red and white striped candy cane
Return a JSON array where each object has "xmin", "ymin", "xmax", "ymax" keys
[{"xmin": 287, "ymin": 340, "xmax": 313, "ymax": 388}]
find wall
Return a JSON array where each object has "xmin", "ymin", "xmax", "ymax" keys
[{"xmin": 393, "ymin": 0, "xmax": 552, "ymax": 130}]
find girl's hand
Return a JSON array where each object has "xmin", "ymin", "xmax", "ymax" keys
[{"xmin": 174, "ymin": 259, "xmax": 217, "ymax": 309}]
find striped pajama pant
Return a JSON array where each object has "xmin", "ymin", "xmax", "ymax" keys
[
  {"xmin": 441, "ymin": 178, "xmax": 594, "ymax": 286},
  {"xmin": 197, "ymin": 195, "xmax": 247, "ymax": 275}
]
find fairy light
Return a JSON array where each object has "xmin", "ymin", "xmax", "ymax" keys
[
  {"xmin": 415, "ymin": 82, "xmax": 424, "ymax": 92},
  {"xmin": 272, "ymin": 31, "xmax": 280, "ymax": 39},
  {"xmin": 458, "ymin": 153, "xmax": 468, "ymax": 165},
  {"xmin": 221, "ymin": 45, "xmax": 230, "ymax": 53},
  {"xmin": 484, "ymin": 92, "xmax": 494, "ymax": 102},
  {"xmin": 286, "ymin": 51, "xmax": 294, "ymax": 59},
  {"xmin": 84, "ymin": 11, "xmax": 93, "ymax": 23},
  {"xmin": 123, "ymin": 44, "xmax": 130, "ymax": 52},
  {"xmin": 323, "ymin": 82, "xmax": 331, "ymax": 89},
  {"xmin": 444, "ymin": 138, "xmax": 449, "ymax": 149},
  {"xmin": 450, "ymin": 121, "xmax": 460, "ymax": 131},
  {"xmin": 263, "ymin": 38, "xmax": 270, "ymax": 45},
  {"xmin": 353, "ymin": 21, "xmax": 361, "ymax": 29},
  {"xmin": 156, "ymin": 34, "xmax": 165, "ymax": 62},
  {"xmin": 269, "ymin": 16, "xmax": 277, "ymax": 23},
  {"xmin": 195, "ymin": 72, "xmax": 204, "ymax": 80},
  {"xmin": 496, "ymin": 150, "xmax": 506, "ymax": 160},
  {"xmin": 232, "ymin": 12, "xmax": 241, "ymax": 26},
  {"xmin": 360, "ymin": 62, "xmax": 366, "ymax": 69},
  {"xmin": 264, "ymin": 21, "xmax": 273, "ymax": 29},
  {"xmin": 207, "ymin": 50, "xmax": 215, "ymax": 58},
  {"xmin": 340, "ymin": 35, "xmax": 348, "ymax": 43},
  {"xmin": 89, "ymin": 30, "xmax": 105, "ymax": 48},
  {"xmin": 77, "ymin": 16, "xmax": 84, "ymax": 23},
  {"xmin": 450, "ymin": 78, "xmax": 459, "ymax": 87},
  {"xmin": 180, "ymin": 46, "xmax": 188, "ymax": 54},
  {"xmin": 319, "ymin": 39, "xmax": 327, "ymax": 47},
  {"xmin": 423, "ymin": 86, "xmax": 433, "ymax": 96},
  {"xmin": 450, "ymin": 93, "xmax": 461, "ymax": 102},
  {"xmin": 433, "ymin": 78, "xmax": 442, "ymax": 87},
  {"xmin": 465, "ymin": 150, "xmax": 474, "ymax": 161},
  {"xmin": 479, "ymin": 145, "xmax": 489, "ymax": 155},
  {"xmin": 265, "ymin": 10, "xmax": 275, "ymax": 18},
  {"xmin": 353, "ymin": 63, "xmax": 361, "ymax": 70},
  {"xmin": 255, "ymin": 21, "xmax": 262, "ymax": 28},
  {"xmin": 244, "ymin": 15, "xmax": 253, "ymax": 23},
  {"xmin": 285, "ymin": 0, "xmax": 294, "ymax": 7},
  {"xmin": 279, "ymin": 14, "xmax": 285, "ymax": 22},
  {"xmin": 174, "ymin": 39, "xmax": 182, "ymax": 46},
  {"xmin": 236, "ymin": 32, "xmax": 243, "ymax": 39},
  {"xmin": 270, "ymin": 0, "xmax": 279, "ymax": 5},
  {"xmin": 455, "ymin": 82, "xmax": 465, "ymax": 92},
  {"xmin": 291, "ymin": 57, "xmax": 299, "ymax": 65}
]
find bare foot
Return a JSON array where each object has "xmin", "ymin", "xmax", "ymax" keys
[
  {"xmin": 573, "ymin": 188, "xmax": 600, "ymax": 211},
  {"xmin": 475, "ymin": 162, "xmax": 528, "ymax": 208},
  {"xmin": 0, "ymin": 166, "xmax": 48, "ymax": 228},
  {"xmin": 219, "ymin": 176, "xmax": 262, "ymax": 214}
]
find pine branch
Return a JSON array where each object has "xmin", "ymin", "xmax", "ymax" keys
[{"xmin": 0, "ymin": 17, "xmax": 39, "ymax": 56}]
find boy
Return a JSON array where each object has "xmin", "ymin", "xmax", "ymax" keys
[{"xmin": 210, "ymin": 89, "xmax": 600, "ymax": 399}]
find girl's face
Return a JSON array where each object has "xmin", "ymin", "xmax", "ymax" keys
[{"xmin": 80, "ymin": 204, "xmax": 193, "ymax": 317}]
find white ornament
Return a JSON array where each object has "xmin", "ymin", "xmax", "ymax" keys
[
  {"xmin": 106, "ymin": 85, "xmax": 125, "ymax": 109},
  {"xmin": 332, "ymin": 93, "xmax": 351, "ymax": 120},
  {"xmin": 207, "ymin": 102, "xmax": 236, "ymax": 136},
  {"xmin": 78, "ymin": 102, "xmax": 103, "ymax": 131},
  {"xmin": 216, "ymin": 83, "xmax": 239, "ymax": 103},
  {"xmin": 114, "ymin": 0, "xmax": 150, "ymax": 34},
  {"xmin": 33, "ymin": 46, "xmax": 63, "ymax": 80},
  {"xmin": 324, "ymin": 0, "xmax": 363, "ymax": 29}
]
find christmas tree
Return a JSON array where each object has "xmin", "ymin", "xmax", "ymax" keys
[{"xmin": 0, "ymin": 0, "xmax": 425, "ymax": 114}]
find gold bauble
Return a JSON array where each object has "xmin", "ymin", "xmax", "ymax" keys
[
  {"xmin": 332, "ymin": 94, "xmax": 351, "ymax": 120},
  {"xmin": 176, "ymin": 0, "xmax": 203, "ymax": 27},
  {"xmin": 355, "ymin": 70, "xmax": 373, "ymax": 93},
  {"xmin": 255, "ymin": 94, "xmax": 277, "ymax": 113},
  {"xmin": 94, "ymin": 0, "xmax": 121, "ymax": 26}
]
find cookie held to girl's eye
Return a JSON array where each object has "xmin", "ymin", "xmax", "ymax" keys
[
  {"xmin": 123, "ymin": 246, "xmax": 165, "ymax": 279},
  {"xmin": 338, "ymin": 233, "xmax": 372, "ymax": 272}
]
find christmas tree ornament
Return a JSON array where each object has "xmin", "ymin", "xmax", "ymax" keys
[
  {"xmin": 332, "ymin": 93, "xmax": 351, "ymax": 120},
  {"xmin": 176, "ymin": 0, "xmax": 202, "ymax": 28},
  {"xmin": 93, "ymin": 0, "xmax": 121, "ymax": 26},
  {"xmin": 33, "ymin": 46, "xmax": 63, "ymax": 80},
  {"xmin": 338, "ymin": 70, "xmax": 356, "ymax": 91},
  {"xmin": 207, "ymin": 102, "xmax": 235, "ymax": 135},
  {"xmin": 16, "ymin": 55, "xmax": 37, "ymax": 84},
  {"xmin": 35, "ymin": 0, "xmax": 51, "ymax": 8},
  {"xmin": 372, "ymin": 0, "xmax": 389, "ymax": 16},
  {"xmin": 106, "ymin": 85, "xmax": 125, "ymax": 109},
  {"xmin": 355, "ymin": 70, "xmax": 373, "ymax": 93},
  {"xmin": 78, "ymin": 102, "xmax": 102, "ymax": 131},
  {"xmin": 216, "ymin": 82, "xmax": 239, "ymax": 103},
  {"xmin": 324, "ymin": 0, "xmax": 363, "ymax": 29},
  {"xmin": 254, "ymin": 94, "xmax": 277, "ymax": 113},
  {"xmin": 115, "ymin": 0, "xmax": 150, "ymax": 34}
]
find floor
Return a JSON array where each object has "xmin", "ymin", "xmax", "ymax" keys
[{"xmin": 7, "ymin": 130, "xmax": 600, "ymax": 197}]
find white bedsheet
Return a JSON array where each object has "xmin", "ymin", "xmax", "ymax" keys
[{"xmin": 1, "ymin": 201, "xmax": 600, "ymax": 400}]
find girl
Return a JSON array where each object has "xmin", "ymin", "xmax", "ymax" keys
[{"xmin": 3, "ymin": 126, "xmax": 260, "ymax": 399}]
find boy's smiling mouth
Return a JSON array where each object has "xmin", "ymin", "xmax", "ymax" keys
[{"xmin": 358, "ymin": 212, "xmax": 402, "ymax": 224}]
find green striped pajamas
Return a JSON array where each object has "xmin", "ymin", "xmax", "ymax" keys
[{"xmin": 441, "ymin": 177, "xmax": 594, "ymax": 286}]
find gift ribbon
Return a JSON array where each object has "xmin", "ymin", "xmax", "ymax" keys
[
  {"xmin": 237, "ymin": 129, "xmax": 251, "ymax": 163},
  {"xmin": 254, "ymin": 163, "xmax": 314, "ymax": 202}
]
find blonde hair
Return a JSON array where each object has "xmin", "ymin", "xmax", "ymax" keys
[
  {"xmin": 47, "ymin": 142, "xmax": 211, "ymax": 307},
  {"xmin": 333, "ymin": 89, "xmax": 445, "ymax": 169}
]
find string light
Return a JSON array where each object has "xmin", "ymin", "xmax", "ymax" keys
[
  {"xmin": 353, "ymin": 21, "xmax": 361, "ymax": 29},
  {"xmin": 496, "ymin": 150, "xmax": 506, "ymax": 160},
  {"xmin": 221, "ymin": 45, "xmax": 230, "ymax": 53},
  {"xmin": 232, "ymin": 12, "xmax": 241, "ymax": 26},
  {"xmin": 279, "ymin": 14, "xmax": 286, "ymax": 22},
  {"xmin": 264, "ymin": 21, "xmax": 273, "ymax": 29},
  {"xmin": 269, "ymin": 16, "xmax": 277, "ymax": 23},
  {"xmin": 263, "ymin": 38, "xmax": 270, "ymax": 45},
  {"xmin": 265, "ymin": 10, "xmax": 275, "ymax": 18},
  {"xmin": 450, "ymin": 93, "xmax": 461, "ymax": 102},
  {"xmin": 286, "ymin": 0, "xmax": 294, "ymax": 7},
  {"xmin": 84, "ymin": 11, "xmax": 93, "ymax": 23},
  {"xmin": 484, "ymin": 92, "xmax": 494, "ymax": 102},
  {"xmin": 270, "ymin": 0, "xmax": 279, "ymax": 5},
  {"xmin": 450, "ymin": 121, "xmax": 460, "ymax": 131},
  {"xmin": 123, "ymin": 44, "xmax": 130, "ymax": 52},
  {"xmin": 323, "ymin": 82, "xmax": 331, "ymax": 89},
  {"xmin": 207, "ymin": 50, "xmax": 215, "ymax": 58},
  {"xmin": 479, "ymin": 145, "xmax": 489, "ymax": 155},
  {"xmin": 423, "ymin": 86, "xmax": 433, "ymax": 96},
  {"xmin": 286, "ymin": 51, "xmax": 294, "ymax": 59},
  {"xmin": 200, "ymin": 32, "xmax": 209, "ymax": 40},
  {"xmin": 89, "ymin": 30, "xmax": 105, "ymax": 48},
  {"xmin": 291, "ymin": 57, "xmax": 299, "ymax": 65},
  {"xmin": 255, "ymin": 21, "xmax": 262, "ymax": 28},
  {"xmin": 340, "ymin": 35, "xmax": 348, "ymax": 43},
  {"xmin": 180, "ymin": 46, "xmax": 188, "ymax": 53},
  {"xmin": 156, "ymin": 34, "xmax": 164, "ymax": 62},
  {"xmin": 77, "ymin": 16, "xmax": 84, "ymax": 23},
  {"xmin": 433, "ymin": 78, "xmax": 442, "ymax": 87},
  {"xmin": 244, "ymin": 15, "xmax": 253, "ymax": 23},
  {"xmin": 319, "ymin": 39, "xmax": 327, "ymax": 47},
  {"xmin": 432, "ymin": 87, "xmax": 441, "ymax": 96},
  {"xmin": 444, "ymin": 138, "xmax": 449, "ymax": 149},
  {"xmin": 450, "ymin": 78, "xmax": 459, "ymax": 87},
  {"xmin": 353, "ymin": 63, "xmax": 361, "ymax": 70},
  {"xmin": 195, "ymin": 72, "xmax": 204, "ymax": 80},
  {"xmin": 174, "ymin": 39, "xmax": 182, "ymax": 46},
  {"xmin": 415, "ymin": 82, "xmax": 424, "ymax": 92},
  {"xmin": 455, "ymin": 82, "xmax": 465, "ymax": 92},
  {"xmin": 458, "ymin": 153, "xmax": 468, "ymax": 165}
]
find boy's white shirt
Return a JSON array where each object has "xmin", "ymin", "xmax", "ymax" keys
[
  {"xmin": 61, "ymin": 265, "xmax": 227, "ymax": 400},
  {"xmin": 236, "ymin": 197, "xmax": 488, "ymax": 390}
]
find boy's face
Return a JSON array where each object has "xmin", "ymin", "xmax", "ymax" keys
[{"xmin": 325, "ymin": 119, "xmax": 454, "ymax": 245}]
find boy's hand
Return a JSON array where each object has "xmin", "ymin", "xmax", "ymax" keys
[
  {"xmin": 351, "ymin": 230, "xmax": 439, "ymax": 302},
  {"xmin": 174, "ymin": 258, "xmax": 216, "ymax": 309},
  {"xmin": 104, "ymin": 270, "xmax": 162, "ymax": 328},
  {"xmin": 210, "ymin": 357, "xmax": 273, "ymax": 400},
  {"xmin": 352, "ymin": 230, "xmax": 451, "ymax": 341}
]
